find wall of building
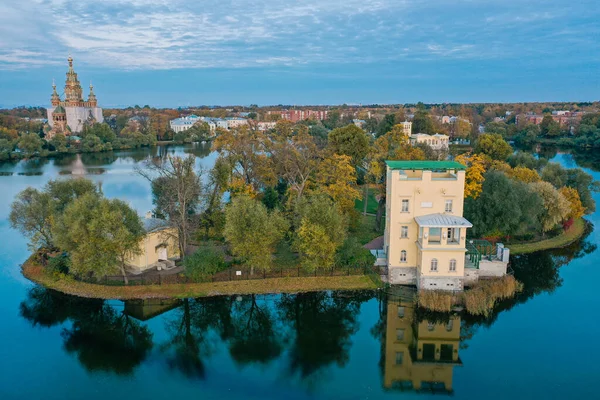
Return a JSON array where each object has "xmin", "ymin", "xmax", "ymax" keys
[
  {"xmin": 385, "ymin": 169, "xmax": 466, "ymax": 271},
  {"xmin": 126, "ymin": 228, "xmax": 179, "ymax": 273}
]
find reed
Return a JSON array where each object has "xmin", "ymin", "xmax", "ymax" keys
[{"xmin": 417, "ymin": 290, "xmax": 455, "ymax": 313}]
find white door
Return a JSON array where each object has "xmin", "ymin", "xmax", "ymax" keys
[{"xmin": 157, "ymin": 246, "xmax": 167, "ymax": 260}]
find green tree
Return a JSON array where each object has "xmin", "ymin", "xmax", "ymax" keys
[
  {"xmin": 82, "ymin": 134, "xmax": 104, "ymax": 152},
  {"xmin": 327, "ymin": 124, "xmax": 370, "ymax": 168},
  {"xmin": 0, "ymin": 138, "xmax": 13, "ymax": 160},
  {"xmin": 412, "ymin": 109, "xmax": 434, "ymax": 134},
  {"xmin": 530, "ymin": 181, "xmax": 570, "ymax": 233},
  {"xmin": 53, "ymin": 193, "xmax": 144, "ymax": 281},
  {"xmin": 514, "ymin": 124, "xmax": 540, "ymax": 147},
  {"xmin": 9, "ymin": 188, "xmax": 54, "ymax": 250},
  {"xmin": 49, "ymin": 133, "xmax": 68, "ymax": 152},
  {"xmin": 541, "ymin": 163, "xmax": 598, "ymax": 213},
  {"xmin": 474, "ymin": 133, "xmax": 512, "ymax": 161},
  {"xmin": 375, "ymin": 114, "xmax": 396, "ymax": 137},
  {"xmin": 540, "ymin": 115, "xmax": 562, "ymax": 137},
  {"xmin": 83, "ymin": 123, "xmax": 116, "ymax": 143},
  {"xmin": 223, "ymin": 195, "xmax": 288, "ymax": 274},
  {"xmin": 18, "ymin": 133, "xmax": 43, "ymax": 156},
  {"xmin": 465, "ymin": 171, "xmax": 542, "ymax": 237},
  {"xmin": 294, "ymin": 193, "xmax": 347, "ymax": 271}
]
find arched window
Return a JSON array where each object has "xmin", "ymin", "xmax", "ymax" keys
[
  {"xmin": 400, "ymin": 250, "xmax": 407, "ymax": 262},
  {"xmin": 449, "ymin": 259, "xmax": 456, "ymax": 272},
  {"xmin": 431, "ymin": 258, "xmax": 438, "ymax": 271}
]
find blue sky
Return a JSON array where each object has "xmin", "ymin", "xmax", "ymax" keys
[{"xmin": 0, "ymin": 0, "xmax": 598, "ymax": 107}]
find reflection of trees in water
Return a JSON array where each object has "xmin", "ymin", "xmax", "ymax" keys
[
  {"xmin": 162, "ymin": 297, "xmax": 234, "ymax": 379},
  {"xmin": 277, "ymin": 291, "xmax": 371, "ymax": 379},
  {"xmin": 160, "ymin": 291, "xmax": 371, "ymax": 383},
  {"xmin": 563, "ymin": 148, "xmax": 600, "ymax": 172},
  {"xmin": 183, "ymin": 142, "xmax": 212, "ymax": 158},
  {"xmin": 228, "ymin": 294, "xmax": 283, "ymax": 365},
  {"xmin": 19, "ymin": 288, "xmax": 153, "ymax": 375}
]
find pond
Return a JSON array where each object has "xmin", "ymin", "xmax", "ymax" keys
[{"xmin": 1, "ymin": 146, "xmax": 599, "ymax": 399}]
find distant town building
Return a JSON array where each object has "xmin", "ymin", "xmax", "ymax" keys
[
  {"xmin": 409, "ymin": 133, "xmax": 449, "ymax": 151},
  {"xmin": 256, "ymin": 121, "xmax": 277, "ymax": 131},
  {"xmin": 267, "ymin": 109, "xmax": 328, "ymax": 122},
  {"xmin": 516, "ymin": 112, "xmax": 584, "ymax": 128},
  {"xmin": 46, "ymin": 56, "xmax": 104, "ymax": 138},
  {"xmin": 399, "ymin": 121, "xmax": 412, "ymax": 136},
  {"xmin": 170, "ymin": 115, "xmax": 247, "ymax": 133},
  {"xmin": 169, "ymin": 115, "xmax": 202, "ymax": 133},
  {"xmin": 353, "ymin": 119, "xmax": 366, "ymax": 128}
]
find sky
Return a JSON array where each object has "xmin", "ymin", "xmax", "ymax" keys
[{"xmin": 0, "ymin": 0, "xmax": 599, "ymax": 108}]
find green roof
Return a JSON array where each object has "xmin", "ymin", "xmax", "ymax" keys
[{"xmin": 385, "ymin": 160, "xmax": 466, "ymax": 170}]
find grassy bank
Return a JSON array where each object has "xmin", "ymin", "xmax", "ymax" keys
[
  {"xmin": 508, "ymin": 218, "xmax": 587, "ymax": 255},
  {"xmin": 417, "ymin": 275, "xmax": 523, "ymax": 316},
  {"xmin": 22, "ymin": 261, "xmax": 379, "ymax": 300}
]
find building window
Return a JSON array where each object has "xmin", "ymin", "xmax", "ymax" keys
[
  {"xmin": 428, "ymin": 228, "xmax": 442, "ymax": 244},
  {"xmin": 395, "ymin": 352, "xmax": 404, "ymax": 365},
  {"xmin": 427, "ymin": 322, "xmax": 434, "ymax": 331},
  {"xmin": 401, "ymin": 199, "xmax": 409, "ymax": 212},
  {"xmin": 446, "ymin": 320, "xmax": 454, "ymax": 332},
  {"xmin": 401, "ymin": 226, "xmax": 408, "ymax": 238},
  {"xmin": 400, "ymin": 250, "xmax": 407, "ymax": 263},
  {"xmin": 449, "ymin": 259, "xmax": 456, "ymax": 272},
  {"xmin": 419, "ymin": 227, "xmax": 423, "ymax": 239},
  {"xmin": 396, "ymin": 328, "xmax": 405, "ymax": 341},
  {"xmin": 431, "ymin": 258, "xmax": 438, "ymax": 272},
  {"xmin": 397, "ymin": 306, "xmax": 405, "ymax": 318},
  {"xmin": 445, "ymin": 199, "xmax": 453, "ymax": 212}
]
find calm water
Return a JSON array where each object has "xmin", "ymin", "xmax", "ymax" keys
[{"xmin": 1, "ymin": 147, "xmax": 599, "ymax": 399}]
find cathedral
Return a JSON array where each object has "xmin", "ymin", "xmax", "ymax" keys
[{"xmin": 46, "ymin": 56, "xmax": 104, "ymax": 138}]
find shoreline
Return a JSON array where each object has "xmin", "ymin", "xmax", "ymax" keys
[
  {"xmin": 21, "ymin": 260, "xmax": 379, "ymax": 300},
  {"xmin": 508, "ymin": 218, "xmax": 588, "ymax": 255}
]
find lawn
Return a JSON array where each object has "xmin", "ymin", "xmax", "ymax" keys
[
  {"xmin": 355, "ymin": 185, "xmax": 379, "ymax": 214},
  {"xmin": 508, "ymin": 218, "xmax": 587, "ymax": 255},
  {"xmin": 22, "ymin": 262, "xmax": 378, "ymax": 300},
  {"xmin": 349, "ymin": 214, "xmax": 383, "ymax": 245}
]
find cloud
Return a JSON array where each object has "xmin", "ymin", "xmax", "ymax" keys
[{"xmin": 0, "ymin": 0, "xmax": 598, "ymax": 70}]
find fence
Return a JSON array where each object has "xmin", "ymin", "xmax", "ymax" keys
[{"xmin": 77, "ymin": 264, "xmax": 382, "ymax": 286}]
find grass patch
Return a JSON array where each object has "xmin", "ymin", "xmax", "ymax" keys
[
  {"xmin": 509, "ymin": 218, "xmax": 587, "ymax": 255},
  {"xmin": 349, "ymin": 214, "xmax": 383, "ymax": 245},
  {"xmin": 355, "ymin": 185, "xmax": 379, "ymax": 214},
  {"xmin": 21, "ymin": 258, "xmax": 377, "ymax": 300}
]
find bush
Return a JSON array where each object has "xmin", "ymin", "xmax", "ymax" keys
[
  {"xmin": 183, "ymin": 245, "xmax": 227, "ymax": 282},
  {"xmin": 335, "ymin": 236, "xmax": 375, "ymax": 268},
  {"xmin": 47, "ymin": 253, "xmax": 71, "ymax": 274}
]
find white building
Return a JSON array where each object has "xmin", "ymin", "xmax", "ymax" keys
[
  {"xmin": 169, "ymin": 115, "xmax": 202, "ymax": 133},
  {"xmin": 400, "ymin": 121, "xmax": 412, "ymax": 136},
  {"xmin": 410, "ymin": 133, "xmax": 449, "ymax": 151},
  {"xmin": 47, "ymin": 57, "xmax": 104, "ymax": 138}
]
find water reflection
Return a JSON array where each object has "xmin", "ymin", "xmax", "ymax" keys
[
  {"xmin": 20, "ymin": 288, "xmax": 153, "ymax": 375},
  {"xmin": 17, "ymin": 228, "xmax": 595, "ymax": 394},
  {"xmin": 381, "ymin": 291, "xmax": 461, "ymax": 394}
]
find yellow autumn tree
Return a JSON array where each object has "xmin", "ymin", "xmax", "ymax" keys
[
  {"xmin": 510, "ymin": 166, "xmax": 541, "ymax": 183},
  {"xmin": 313, "ymin": 153, "xmax": 361, "ymax": 215},
  {"xmin": 489, "ymin": 160, "xmax": 512, "ymax": 174},
  {"xmin": 559, "ymin": 186, "xmax": 586, "ymax": 220},
  {"xmin": 455, "ymin": 153, "xmax": 486, "ymax": 199}
]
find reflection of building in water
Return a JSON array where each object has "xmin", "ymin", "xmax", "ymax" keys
[
  {"xmin": 383, "ymin": 295, "xmax": 462, "ymax": 394},
  {"xmin": 124, "ymin": 298, "xmax": 181, "ymax": 321}
]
